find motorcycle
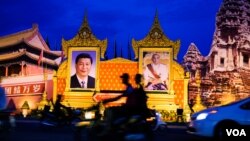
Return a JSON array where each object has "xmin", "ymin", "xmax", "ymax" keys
[
  {"xmin": 40, "ymin": 105, "xmax": 83, "ymax": 129},
  {"xmin": 147, "ymin": 109, "xmax": 167, "ymax": 131},
  {"xmin": 74, "ymin": 102, "xmax": 154, "ymax": 141},
  {"xmin": 0, "ymin": 109, "xmax": 15, "ymax": 133}
]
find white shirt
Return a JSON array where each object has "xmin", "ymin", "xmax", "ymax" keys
[{"xmin": 144, "ymin": 63, "xmax": 168, "ymax": 83}]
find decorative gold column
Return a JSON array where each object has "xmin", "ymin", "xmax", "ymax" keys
[
  {"xmin": 192, "ymin": 71, "xmax": 205, "ymax": 112},
  {"xmin": 52, "ymin": 70, "xmax": 58, "ymax": 103},
  {"xmin": 37, "ymin": 91, "xmax": 49, "ymax": 110},
  {"xmin": 37, "ymin": 68, "xmax": 49, "ymax": 110},
  {"xmin": 183, "ymin": 72, "xmax": 191, "ymax": 121}
]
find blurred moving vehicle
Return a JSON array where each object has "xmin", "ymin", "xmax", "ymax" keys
[
  {"xmin": 74, "ymin": 102, "xmax": 155, "ymax": 141},
  {"xmin": 187, "ymin": 97, "xmax": 250, "ymax": 140},
  {"xmin": 0, "ymin": 110, "xmax": 15, "ymax": 132},
  {"xmin": 147, "ymin": 109, "xmax": 167, "ymax": 131},
  {"xmin": 40, "ymin": 105, "xmax": 83, "ymax": 128}
]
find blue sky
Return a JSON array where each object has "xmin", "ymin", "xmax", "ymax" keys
[{"xmin": 0, "ymin": 0, "xmax": 222, "ymax": 63}]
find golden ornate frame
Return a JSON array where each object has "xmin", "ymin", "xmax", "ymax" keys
[
  {"xmin": 139, "ymin": 47, "xmax": 173, "ymax": 93},
  {"xmin": 66, "ymin": 47, "xmax": 100, "ymax": 92}
]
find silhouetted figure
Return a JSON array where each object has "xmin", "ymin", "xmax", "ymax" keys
[
  {"xmin": 189, "ymin": 99, "xmax": 195, "ymax": 114},
  {"xmin": 176, "ymin": 105, "xmax": 184, "ymax": 123},
  {"xmin": 53, "ymin": 94, "xmax": 69, "ymax": 121},
  {"xmin": 132, "ymin": 73, "xmax": 149, "ymax": 119},
  {"xmin": 103, "ymin": 73, "xmax": 134, "ymax": 121},
  {"xmin": 104, "ymin": 73, "xmax": 147, "ymax": 119},
  {"xmin": 133, "ymin": 73, "xmax": 154, "ymax": 141},
  {"xmin": 101, "ymin": 73, "xmax": 153, "ymax": 140}
]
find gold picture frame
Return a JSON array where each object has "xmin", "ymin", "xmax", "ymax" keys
[
  {"xmin": 139, "ymin": 47, "xmax": 172, "ymax": 93},
  {"xmin": 67, "ymin": 47, "xmax": 100, "ymax": 91}
]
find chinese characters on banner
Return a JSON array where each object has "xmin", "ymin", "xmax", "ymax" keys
[{"xmin": 3, "ymin": 82, "xmax": 45, "ymax": 95}]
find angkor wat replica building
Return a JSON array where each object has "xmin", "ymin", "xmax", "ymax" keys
[{"xmin": 182, "ymin": 0, "xmax": 250, "ymax": 107}]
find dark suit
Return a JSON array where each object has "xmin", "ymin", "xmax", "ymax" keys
[{"xmin": 70, "ymin": 74, "xmax": 95, "ymax": 88}]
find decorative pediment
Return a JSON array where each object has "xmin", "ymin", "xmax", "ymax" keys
[
  {"xmin": 132, "ymin": 11, "xmax": 180, "ymax": 60},
  {"xmin": 62, "ymin": 13, "xmax": 107, "ymax": 59}
]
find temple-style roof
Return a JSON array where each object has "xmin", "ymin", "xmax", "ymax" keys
[
  {"xmin": 0, "ymin": 49, "xmax": 58, "ymax": 67},
  {"xmin": 132, "ymin": 10, "xmax": 180, "ymax": 60},
  {"xmin": 0, "ymin": 24, "xmax": 62, "ymax": 69},
  {"xmin": 0, "ymin": 24, "xmax": 61, "ymax": 57}
]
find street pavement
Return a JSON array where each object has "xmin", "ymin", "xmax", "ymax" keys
[
  {"xmin": 1, "ymin": 118, "xmax": 191, "ymax": 141},
  {"xmin": 1, "ymin": 119, "xmax": 73, "ymax": 141}
]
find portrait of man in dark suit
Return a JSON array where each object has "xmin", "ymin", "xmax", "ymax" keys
[{"xmin": 70, "ymin": 52, "xmax": 95, "ymax": 88}]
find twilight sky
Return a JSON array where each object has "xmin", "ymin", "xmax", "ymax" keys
[{"xmin": 0, "ymin": 0, "xmax": 222, "ymax": 63}]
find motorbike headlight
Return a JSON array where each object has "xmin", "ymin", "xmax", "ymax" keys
[{"xmin": 84, "ymin": 111, "xmax": 95, "ymax": 119}]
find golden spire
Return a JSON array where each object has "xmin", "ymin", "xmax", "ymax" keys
[
  {"xmin": 153, "ymin": 9, "xmax": 159, "ymax": 25},
  {"xmin": 192, "ymin": 70, "xmax": 206, "ymax": 112},
  {"xmin": 38, "ymin": 67, "xmax": 49, "ymax": 110},
  {"xmin": 149, "ymin": 9, "xmax": 164, "ymax": 38},
  {"xmin": 79, "ymin": 9, "xmax": 91, "ymax": 32}
]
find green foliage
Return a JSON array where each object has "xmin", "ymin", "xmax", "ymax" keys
[{"xmin": 158, "ymin": 110, "xmax": 188, "ymax": 122}]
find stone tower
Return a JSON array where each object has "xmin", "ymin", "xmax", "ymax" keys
[
  {"xmin": 182, "ymin": 43, "xmax": 205, "ymax": 78},
  {"xmin": 183, "ymin": 0, "xmax": 250, "ymax": 107},
  {"xmin": 208, "ymin": 0, "xmax": 250, "ymax": 72}
]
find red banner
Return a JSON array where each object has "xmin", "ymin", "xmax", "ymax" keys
[{"xmin": 3, "ymin": 82, "xmax": 45, "ymax": 95}]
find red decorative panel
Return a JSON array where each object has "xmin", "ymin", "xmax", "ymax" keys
[
  {"xmin": 57, "ymin": 78, "xmax": 66, "ymax": 94},
  {"xmin": 99, "ymin": 62, "xmax": 138, "ymax": 90}
]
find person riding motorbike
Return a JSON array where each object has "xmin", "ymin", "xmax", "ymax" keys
[
  {"xmin": 100, "ymin": 73, "xmax": 153, "ymax": 140},
  {"xmin": 103, "ymin": 73, "xmax": 143, "ymax": 121},
  {"xmin": 101, "ymin": 73, "xmax": 134, "ymax": 129},
  {"xmin": 41, "ymin": 94, "xmax": 72, "ymax": 127},
  {"xmin": 52, "ymin": 94, "xmax": 73, "ymax": 123}
]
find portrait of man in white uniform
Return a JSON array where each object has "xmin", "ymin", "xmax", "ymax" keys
[{"xmin": 143, "ymin": 52, "xmax": 169, "ymax": 90}]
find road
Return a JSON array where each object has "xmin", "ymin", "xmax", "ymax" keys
[{"xmin": 0, "ymin": 120, "xmax": 205, "ymax": 141}]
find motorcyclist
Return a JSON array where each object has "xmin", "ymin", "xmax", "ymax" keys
[
  {"xmin": 132, "ymin": 73, "xmax": 149, "ymax": 120},
  {"xmin": 52, "ymin": 94, "xmax": 70, "ymax": 122},
  {"xmin": 102, "ymin": 73, "xmax": 134, "ymax": 122},
  {"xmin": 102, "ymin": 73, "xmax": 150, "ymax": 130}
]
